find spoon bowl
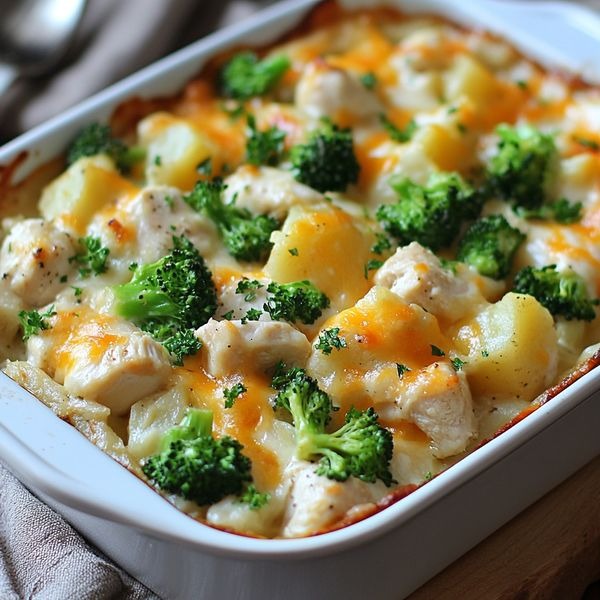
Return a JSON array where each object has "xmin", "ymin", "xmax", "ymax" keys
[{"xmin": 0, "ymin": 0, "xmax": 86, "ymax": 92}]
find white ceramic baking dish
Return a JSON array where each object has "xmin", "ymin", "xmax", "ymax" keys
[{"xmin": 1, "ymin": 1, "xmax": 600, "ymax": 598}]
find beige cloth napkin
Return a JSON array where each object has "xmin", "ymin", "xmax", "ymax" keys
[
  {"xmin": 0, "ymin": 2, "xmax": 273, "ymax": 598},
  {"xmin": 0, "ymin": 0, "xmax": 275, "ymax": 141}
]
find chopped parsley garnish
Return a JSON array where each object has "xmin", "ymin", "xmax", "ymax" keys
[
  {"xmin": 451, "ymin": 357, "xmax": 466, "ymax": 371},
  {"xmin": 221, "ymin": 310, "xmax": 234, "ymax": 320},
  {"xmin": 380, "ymin": 114, "xmax": 417, "ymax": 143},
  {"xmin": 223, "ymin": 383, "xmax": 247, "ymax": 408},
  {"xmin": 154, "ymin": 155, "xmax": 162, "ymax": 166},
  {"xmin": 72, "ymin": 286, "xmax": 83, "ymax": 297},
  {"xmin": 360, "ymin": 71, "xmax": 377, "ymax": 90},
  {"xmin": 481, "ymin": 349, "xmax": 489, "ymax": 358},
  {"xmin": 288, "ymin": 247, "xmax": 299, "ymax": 256},
  {"xmin": 196, "ymin": 157, "xmax": 213, "ymax": 175},
  {"xmin": 235, "ymin": 279, "xmax": 264, "ymax": 302},
  {"xmin": 18, "ymin": 306, "xmax": 56, "ymax": 341},
  {"xmin": 70, "ymin": 236, "xmax": 110, "ymax": 278},
  {"xmin": 396, "ymin": 363, "xmax": 410, "ymax": 378},
  {"xmin": 364, "ymin": 259, "xmax": 384, "ymax": 278},
  {"xmin": 315, "ymin": 327, "xmax": 347, "ymax": 355},
  {"xmin": 371, "ymin": 233, "xmax": 392, "ymax": 255},
  {"xmin": 431, "ymin": 345, "xmax": 445, "ymax": 357},
  {"xmin": 241, "ymin": 308, "xmax": 262, "ymax": 324},
  {"xmin": 573, "ymin": 136, "xmax": 600, "ymax": 151}
]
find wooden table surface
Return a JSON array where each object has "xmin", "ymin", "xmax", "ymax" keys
[{"xmin": 407, "ymin": 454, "xmax": 600, "ymax": 599}]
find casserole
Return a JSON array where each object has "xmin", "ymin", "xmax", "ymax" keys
[{"xmin": 1, "ymin": 0, "xmax": 600, "ymax": 597}]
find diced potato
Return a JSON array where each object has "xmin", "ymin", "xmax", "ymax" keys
[
  {"xmin": 264, "ymin": 205, "xmax": 374, "ymax": 315},
  {"xmin": 415, "ymin": 122, "xmax": 477, "ymax": 173},
  {"xmin": 39, "ymin": 156, "xmax": 135, "ymax": 233},
  {"xmin": 451, "ymin": 292, "xmax": 558, "ymax": 401},
  {"xmin": 139, "ymin": 112, "xmax": 216, "ymax": 191},
  {"xmin": 444, "ymin": 54, "xmax": 498, "ymax": 107}
]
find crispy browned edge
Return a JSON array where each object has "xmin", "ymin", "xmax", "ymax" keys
[{"xmin": 0, "ymin": 0, "xmax": 598, "ymax": 540}]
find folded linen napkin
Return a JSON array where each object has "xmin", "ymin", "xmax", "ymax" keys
[
  {"xmin": 0, "ymin": 2, "xmax": 272, "ymax": 598},
  {"xmin": 0, "ymin": 0, "xmax": 274, "ymax": 142}
]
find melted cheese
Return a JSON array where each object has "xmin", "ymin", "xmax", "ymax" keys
[{"xmin": 4, "ymin": 2, "xmax": 600, "ymax": 539}]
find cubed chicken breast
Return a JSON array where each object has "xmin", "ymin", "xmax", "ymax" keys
[
  {"xmin": 26, "ymin": 309, "xmax": 171, "ymax": 415},
  {"xmin": 196, "ymin": 318, "xmax": 311, "ymax": 377},
  {"xmin": 281, "ymin": 459, "xmax": 385, "ymax": 538},
  {"xmin": 295, "ymin": 60, "xmax": 383, "ymax": 122},
  {"xmin": 374, "ymin": 241, "xmax": 498, "ymax": 322},
  {"xmin": 223, "ymin": 165, "xmax": 324, "ymax": 221},
  {"xmin": 217, "ymin": 277, "xmax": 271, "ymax": 321},
  {"xmin": 0, "ymin": 219, "xmax": 76, "ymax": 306},
  {"xmin": 400, "ymin": 361, "xmax": 476, "ymax": 458},
  {"xmin": 107, "ymin": 185, "xmax": 219, "ymax": 265}
]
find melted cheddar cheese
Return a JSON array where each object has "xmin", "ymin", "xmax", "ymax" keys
[{"xmin": 2, "ymin": 2, "xmax": 600, "ymax": 539}]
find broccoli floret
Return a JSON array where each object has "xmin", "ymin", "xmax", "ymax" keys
[
  {"xmin": 515, "ymin": 198, "xmax": 582, "ymax": 224},
  {"xmin": 457, "ymin": 214, "xmax": 525, "ymax": 279},
  {"xmin": 142, "ymin": 408, "xmax": 252, "ymax": 505},
  {"xmin": 246, "ymin": 115, "xmax": 286, "ymax": 166},
  {"xmin": 263, "ymin": 280, "xmax": 330, "ymax": 324},
  {"xmin": 185, "ymin": 179, "xmax": 278, "ymax": 262},
  {"xmin": 513, "ymin": 264, "xmax": 599, "ymax": 321},
  {"xmin": 113, "ymin": 235, "xmax": 217, "ymax": 363},
  {"xmin": 290, "ymin": 120, "xmax": 360, "ymax": 193},
  {"xmin": 487, "ymin": 124, "xmax": 556, "ymax": 210},
  {"xmin": 272, "ymin": 366, "xmax": 394, "ymax": 486},
  {"xmin": 66, "ymin": 123, "xmax": 145, "ymax": 173},
  {"xmin": 376, "ymin": 172, "xmax": 480, "ymax": 251},
  {"xmin": 220, "ymin": 51, "xmax": 290, "ymax": 100}
]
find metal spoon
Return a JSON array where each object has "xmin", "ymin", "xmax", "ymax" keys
[{"xmin": 0, "ymin": 0, "xmax": 87, "ymax": 95}]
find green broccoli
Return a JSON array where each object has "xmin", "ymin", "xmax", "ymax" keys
[
  {"xmin": 113, "ymin": 235, "xmax": 217, "ymax": 364},
  {"xmin": 290, "ymin": 119, "xmax": 360, "ymax": 193},
  {"xmin": 246, "ymin": 115, "xmax": 286, "ymax": 166},
  {"xmin": 514, "ymin": 198, "xmax": 582, "ymax": 224},
  {"xmin": 486, "ymin": 124, "xmax": 556, "ymax": 210},
  {"xmin": 219, "ymin": 51, "xmax": 290, "ymax": 100},
  {"xmin": 376, "ymin": 172, "xmax": 480, "ymax": 251},
  {"xmin": 457, "ymin": 214, "xmax": 525, "ymax": 279},
  {"xmin": 513, "ymin": 264, "xmax": 599, "ymax": 321},
  {"xmin": 185, "ymin": 178, "xmax": 278, "ymax": 262},
  {"xmin": 142, "ymin": 408, "xmax": 253, "ymax": 505},
  {"xmin": 272, "ymin": 366, "xmax": 395, "ymax": 486},
  {"xmin": 263, "ymin": 280, "xmax": 330, "ymax": 324},
  {"xmin": 66, "ymin": 123, "xmax": 145, "ymax": 173}
]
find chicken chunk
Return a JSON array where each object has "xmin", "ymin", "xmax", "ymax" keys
[
  {"xmin": 27, "ymin": 309, "xmax": 171, "ymax": 415},
  {"xmin": 374, "ymin": 242, "xmax": 498, "ymax": 322},
  {"xmin": 217, "ymin": 277, "xmax": 271, "ymax": 321},
  {"xmin": 223, "ymin": 165, "xmax": 324, "ymax": 221},
  {"xmin": 295, "ymin": 60, "xmax": 383, "ymax": 122},
  {"xmin": 196, "ymin": 318, "xmax": 311, "ymax": 377},
  {"xmin": 281, "ymin": 460, "xmax": 385, "ymax": 538},
  {"xmin": 0, "ymin": 219, "xmax": 76, "ymax": 306},
  {"xmin": 89, "ymin": 185, "xmax": 219, "ymax": 267},
  {"xmin": 400, "ymin": 361, "xmax": 476, "ymax": 458}
]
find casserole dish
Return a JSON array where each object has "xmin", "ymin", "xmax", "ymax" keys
[{"xmin": 1, "ymin": 0, "xmax": 600, "ymax": 598}]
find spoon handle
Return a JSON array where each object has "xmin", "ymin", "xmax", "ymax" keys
[{"xmin": 0, "ymin": 64, "xmax": 17, "ymax": 98}]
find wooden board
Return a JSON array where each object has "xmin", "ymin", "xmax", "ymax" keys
[{"xmin": 408, "ymin": 454, "xmax": 600, "ymax": 599}]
